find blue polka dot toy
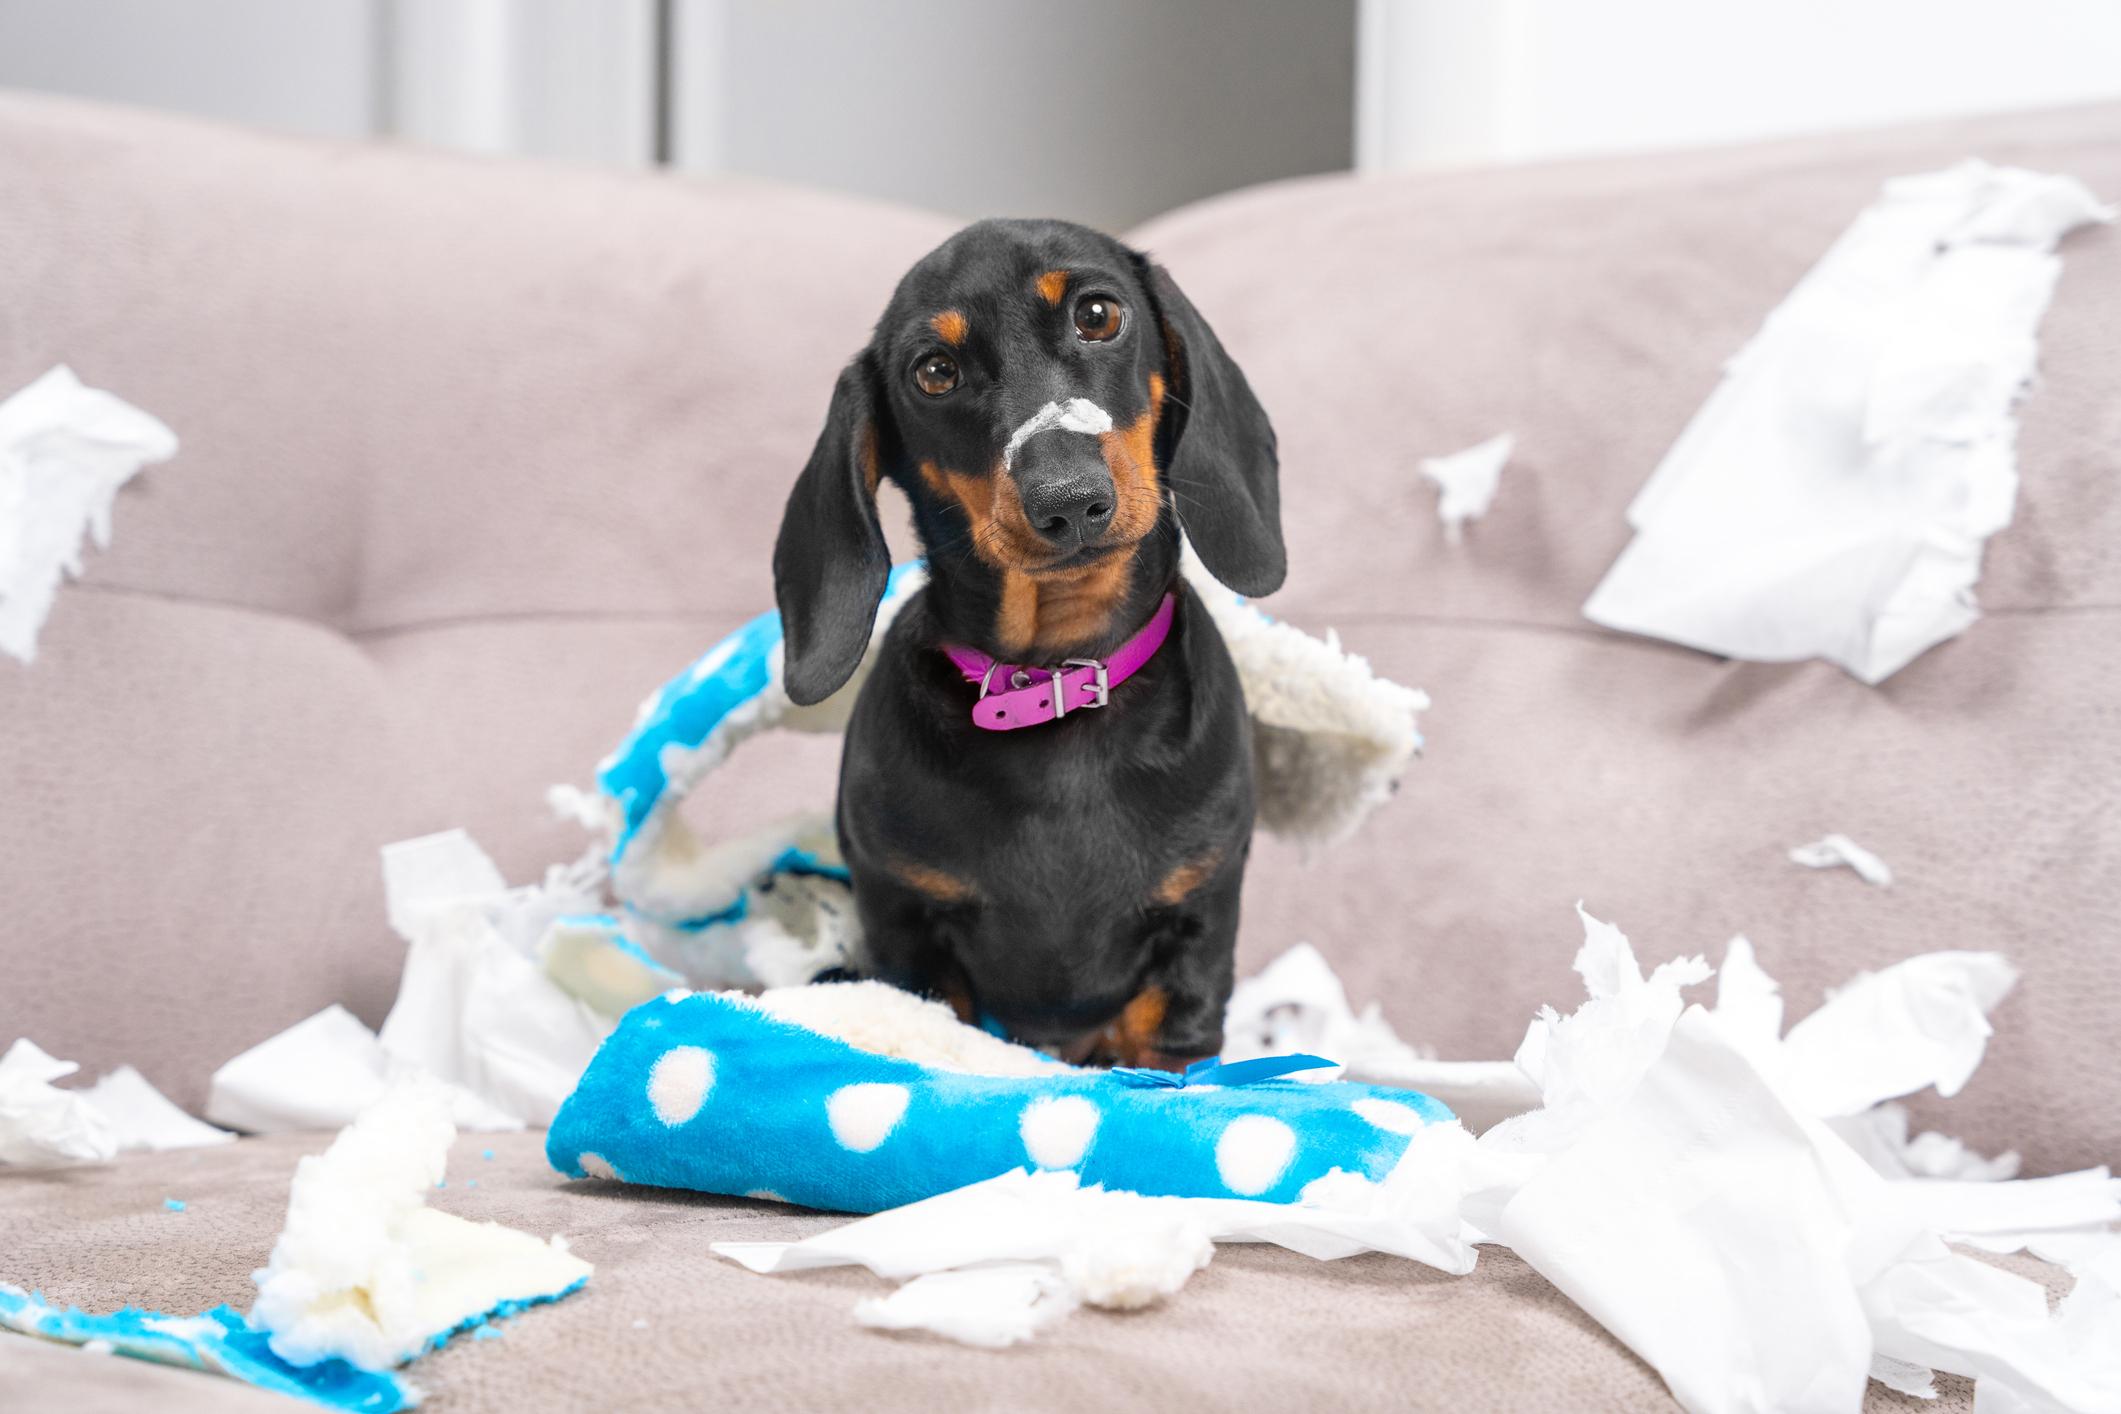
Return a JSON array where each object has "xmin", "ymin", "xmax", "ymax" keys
[{"xmin": 547, "ymin": 986, "xmax": 1453, "ymax": 1214}]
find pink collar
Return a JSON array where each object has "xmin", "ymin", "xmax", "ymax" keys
[{"xmin": 942, "ymin": 592, "xmax": 1176, "ymax": 732}]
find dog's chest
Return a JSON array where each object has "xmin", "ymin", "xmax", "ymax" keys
[{"xmin": 839, "ymin": 629, "xmax": 1253, "ymax": 918}]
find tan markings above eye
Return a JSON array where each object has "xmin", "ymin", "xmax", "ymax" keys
[
  {"xmin": 1036, "ymin": 270, "xmax": 1069, "ymax": 306},
  {"xmin": 1072, "ymin": 292, "xmax": 1125, "ymax": 342},
  {"xmin": 914, "ymin": 352, "xmax": 960, "ymax": 397},
  {"xmin": 930, "ymin": 309, "xmax": 968, "ymax": 345}
]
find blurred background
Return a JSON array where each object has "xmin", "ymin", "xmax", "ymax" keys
[{"xmin": 1, "ymin": 0, "xmax": 2117, "ymax": 231}]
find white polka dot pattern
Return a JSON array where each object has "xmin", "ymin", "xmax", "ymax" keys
[
  {"xmin": 647, "ymin": 1046, "xmax": 715, "ymax": 1126},
  {"xmin": 827, "ymin": 1083, "xmax": 910, "ymax": 1152},
  {"xmin": 1019, "ymin": 1096, "xmax": 1101, "ymax": 1169},
  {"xmin": 1216, "ymin": 1115, "xmax": 1297, "ymax": 1195}
]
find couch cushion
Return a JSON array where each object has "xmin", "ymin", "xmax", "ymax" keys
[
  {"xmin": 2, "ymin": 1129, "xmax": 2036, "ymax": 1412},
  {"xmin": 1129, "ymin": 103, "xmax": 2121, "ymax": 1176}
]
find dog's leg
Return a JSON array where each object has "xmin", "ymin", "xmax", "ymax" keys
[
  {"xmin": 845, "ymin": 873, "xmax": 980, "ymax": 1023},
  {"xmin": 1097, "ymin": 867, "xmax": 1244, "ymax": 1069}
]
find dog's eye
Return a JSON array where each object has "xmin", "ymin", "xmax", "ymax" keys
[
  {"xmin": 1072, "ymin": 293, "xmax": 1125, "ymax": 342},
  {"xmin": 914, "ymin": 353, "xmax": 960, "ymax": 397}
]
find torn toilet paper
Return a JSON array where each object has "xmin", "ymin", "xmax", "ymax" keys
[
  {"xmin": 81, "ymin": 1065, "xmax": 234, "ymax": 1153},
  {"xmin": 1790, "ymin": 833, "xmax": 1894, "ymax": 887},
  {"xmin": 853, "ymin": 1263, "xmax": 1080, "ymax": 1348},
  {"xmin": 0, "ymin": 1038, "xmax": 116, "ymax": 1166},
  {"xmin": 1417, "ymin": 432, "xmax": 1513, "ymax": 543},
  {"xmin": 209, "ymin": 830, "xmax": 612, "ymax": 1134},
  {"xmin": 0, "ymin": 1042, "xmax": 231, "ymax": 1166},
  {"xmin": 1583, "ymin": 160, "xmax": 2114, "ymax": 684},
  {"xmin": 0, "ymin": 365, "xmax": 177, "ymax": 663}
]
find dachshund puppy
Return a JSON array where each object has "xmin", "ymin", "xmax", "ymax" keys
[{"xmin": 772, "ymin": 218, "xmax": 1281, "ymax": 1068}]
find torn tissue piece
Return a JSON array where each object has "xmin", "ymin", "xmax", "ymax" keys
[
  {"xmin": 853, "ymin": 1264, "xmax": 1080, "ymax": 1348},
  {"xmin": 252, "ymin": 1081, "xmax": 590, "ymax": 1371},
  {"xmin": 1583, "ymin": 160, "xmax": 2113, "ymax": 684},
  {"xmin": 3, "ymin": 1047, "xmax": 233, "ymax": 1164},
  {"xmin": 1869, "ymin": 1352, "xmax": 1940, "ymax": 1401},
  {"xmin": 1864, "ymin": 1247, "xmax": 2121, "ymax": 1414},
  {"xmin": 1491, "ymin": 1010, "xmax": 1880, "ymax": 1414},
  {"xmin": 1775, "ymin": 951, "xmax": 2016, "ymax": 1117},
  {"xmin": 81, "ymin": 1065, "xmax": 234, "ymax": 1152},
  {"xmin": 1417, "ymin": 432, "xmax": 1513, "ymax": 543},
  {"xmin": 0, "ymin": 365, "xmax": 178, "ymax": 664},
  {"xmin": 1830, "ymin": 1102, "xmax": 2020, "ymax": 1183},
  {"xmin": 0, "ymin": 1038, "xmax": 116, "ymax": 1166},
  {"xmin": 1483, "ymin": 906, "xmax": 1711, "ymax": 1157},
  {"xmin": 207, "ymin": 1003, "xmax": 521, "ymax": 1136},
  {"xmin": 212, "ymin": 829, "xmax": 613, "ymax": 1134},
  {"xmin": 1894, "ymin": 1168, "xmax": 2121, "ymax": 1249},
  {"xmin": 1789, "ymin": 833, "xmax": 1894, "ymax": 887},
  {"xmin": 374, "ymin": 831, "xmax": 613, "ymax": 1127},
  {"xmin": 1222, "ymin": 942, "xmax": 1540, "ymax": 1133}
]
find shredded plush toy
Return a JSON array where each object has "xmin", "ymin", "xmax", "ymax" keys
[
  {"xmin": 547, "ymin": 981, "xmax": 1453, "ymax": 1214},
  {"xmin": 534, "ymin": 552, "xmax": 1436, "ymax": 1208}
]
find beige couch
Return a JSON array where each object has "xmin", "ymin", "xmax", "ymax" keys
[{"xmin": 1, "ymin": 93, "xmax": 2115, "ymax": 1411}]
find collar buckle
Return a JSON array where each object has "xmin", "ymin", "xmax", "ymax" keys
[{"xmin": 1056, "ymin": 658, "xmax": 1109, "ymax": 718}]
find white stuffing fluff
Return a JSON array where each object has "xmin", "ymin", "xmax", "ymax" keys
[
  {"xmin": 1056, "ymin": 1197, "xmax": 1215, "ymax": 1310},
  {"xmin": 250, "ymin": 1081, "xmax": 590, "ymax": 1371},
  {"xmin": 749, "ymin": 981, "xmax": 1073, "ymax": 1078},
  {"xmin": 1181, "ymin": 542, "xmax": 1428, "ymax": 847}
]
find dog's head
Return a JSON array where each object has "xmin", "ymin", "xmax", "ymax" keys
[{"xmin": 773, "ymin": 218, "xmax": 1281, "ymax": 705}]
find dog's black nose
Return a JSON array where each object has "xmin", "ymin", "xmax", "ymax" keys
[{"xmin": 1018, "ymin": 470, "xmax": 1115, "ymax": 548}]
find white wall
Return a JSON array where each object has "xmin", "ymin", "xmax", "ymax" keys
[
  {"xmin": 0, "ymin": 0, "xmax": 382, "ymax": 138},
  {"xmin": 676, "ymin": 0, "xmax": 1356, "ymax": 232},
  {"xmin": 387, "ymin": 0, "xmax": 657, "ymax": 165},
  {"xmin": 1360, "ymin": 0, "xmax": 2121, "ymax": 170}
]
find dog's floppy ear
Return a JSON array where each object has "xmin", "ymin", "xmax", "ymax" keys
[
  {"xmin": 774, "ymin": 353, "xmax": 893, "ymax": 706},
  {"xmin": 1138, "ymin": 257, "xmax": 1284, "ymax": 597}
]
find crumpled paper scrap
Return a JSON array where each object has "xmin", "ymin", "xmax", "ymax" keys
[
  {"xmin": 853, "ymin": 1264, "xmax": 1079, "ymax": 1348},
  {"xmin": 0, "ymin": 365, "xmax": 177, "ymax": 664},
  {"xmin": 0, "ymin": 1038, "xmax": 117, "ymax": 1166},
  {"xmin": 209, "ymin": 829, "xmax": 614, "ymax": 1134},
  {"xmin": 81, "ymin": 1065, "xmax": 234, "ymax": 1153},
  {"xmin": 1417, "ymin": 432, "xmax": 1514, "ymax": 543},
  {"xmin": 0, "ymin": 1042, "xmax": 230, "ymax": 1166},
  {"xmin": 209, "ymin": 1003, "xmax": 522, "ymax": 1136},
  {"xmin": 1583, "ymin": 160, "xmax": 2114, "ymax": 684},
  {"xmin": 1790, "ymin": 833, "xmax": 1894, "ymax": 887}
]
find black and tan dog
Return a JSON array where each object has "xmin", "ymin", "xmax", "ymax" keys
[{"xmin": 773, "ymin": 218, "xmax": 1281, "ymax": 1069}]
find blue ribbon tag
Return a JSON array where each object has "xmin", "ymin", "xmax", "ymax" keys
[{"xmin": 1109, "ymin": 1053, "xmax": 1338, "ymax": 1089}]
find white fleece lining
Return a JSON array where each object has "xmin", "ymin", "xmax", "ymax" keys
[{"xmin": 748, "ymin": 981, "xmax": 1075, "ymax": 1078}]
